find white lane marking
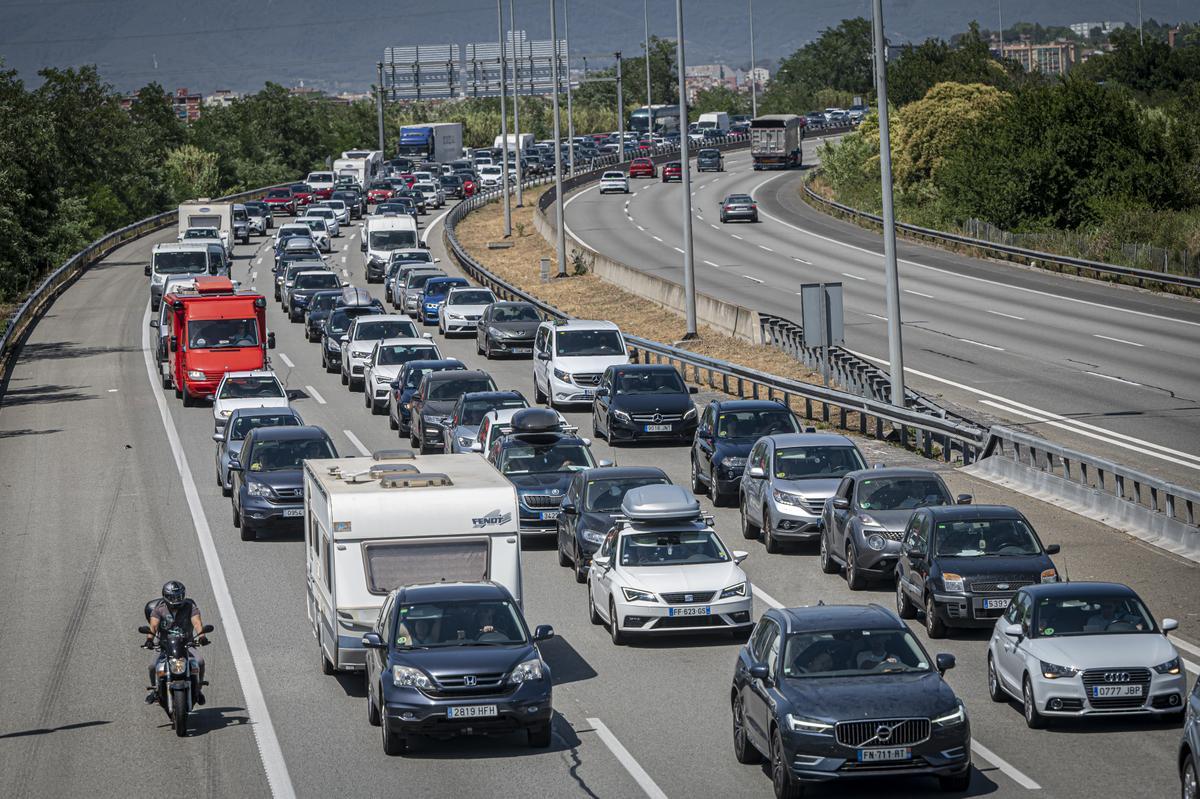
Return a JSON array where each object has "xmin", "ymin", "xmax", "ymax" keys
[
  {"xmin": 341, "ymin": 243, "xmax": 348, "ymax": 251},
  {"xmin": 673, "ymin": 247, "xmax": 685, "ymax": 254},
  {"xmin": 743, "ymin": 275, "xmax": 764, "ymax": 284},
  {"xmin": 987, "ymin": 310, "xmax": 1025, "ymax": 320},
  {"xmin": 1168, "ymin": 636, "xmax": 1200, "ymax": 674},
  {"xmin": 703, "ymin": 260, "xmax": 720, "ymax": 267},
  {"xmin": 587, "ymin": 718, "xmax": 669, "ymax": 799},
  {"xmin": 630, "ymin": 192, "xmax": 638, "ymax": 198},
  {"xmin": 278, "ymin": 352, "xmax": 294, "ymax": 368},
  {"xmin": 251, "ymin": 272, "xmax": 257, "ymax": 281},
  {"xmin": 957, "ymin": 337, "xmax": 1005, "ymax": 351},
  {"xmin": 730, "ymin": 234, "xmax": 743, "ymax": 240},
  {"xmin": 107, "ymin": 388, "xmax": 119, "ymax": 392},
  {"xmin": 752, "ymin": 585, "xmax": 783, "ymax": 609},
  {"xmin": 1093, "ymin": 333, "xmax": 1144, "ymax": 348},
  {"xmin": 1086, "ymin": 371, "xmax": 1142, "ymax": 386},
  {"xmin": 841, "ymin": 272, "xmax": 866, "ymax": 281},
  {"xmin": 710, "ymin": 224, "xmax": 720, "ymax": 230},
  {"xmin": 343, "ymin": 429, "xmax": 371, "ymax": 456},
  {"xmin": 305, "ymin": 386, "xmax": 327, "ymax": 404},
  {"xmin": 757, "ymin": 244, "xmax": 774, "ymax": 252},
  {"xmin": 971, "ymin": 740, "xmax": 1042, "ymax": 790},
  {"xmin": 652, "ymin": 235, "xmax": 663, "ymax": 243},
  {"xmin": 255, "ymin": 257, "xmax": 263, "ymax": 265},
  {"xmin": 636, "ymin": 225, "xmax": 646, "ymax": 232},
  {"xmin": 792, "ymin": 256, "xmax": 812, "ymax": 265},
  {"xmin": 904, "ymin": 289, "xmax": 934, "ymax": 299},
  {"xmin": 141, "ymin": 307, "xmax": 296, "ymax": 799},
  {"xmin": 864, "ymin": 313, "xmax": 888, "ymax": 321}
]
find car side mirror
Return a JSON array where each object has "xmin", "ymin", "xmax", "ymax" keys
[
  {"xmin": 831, "ymin": 497, "xmax": 850, "ymax": 510},
  {"xmin": 169, "ymin": 336, "xmax": 178, "ymax": 352},
  {"xmin": 361, "ymin": 632, "xmax": 386, "ymax": 649},
  {"xmin": 144, "ymin": 264, "xmax": 152, "ymax": 276},
  {"xmin": 212, "ymin": 432, "xmax": 223, "ymax": 442},
  {"xmin": 390, "ymin": 380, "xmax": 400, "ymax": 390},
  {"xmin": 956, "ymin": 493, "xmax": 973, "ymax": 505},
  {"xmin": 592, "ymin": 554, "xmax": 610, "ymax": 567},
  {"xmin": 595, "ymin": 387, "xmax": 608, "ymax": 398},
  {"xmin": 746, "ymin": 466, "xmax": 765, "ymax": 479},
  {"xmin": 537, "ymin": 351, "xmax": 551, "ymax": 360},
  {"xmin": 419, "ymin": 240, "xmax": 427, "ymax": 248},
  {"xmin": 342, "ymin": 281, "xmax": 350, "ymax": 288},
  {"xmin": 228, "ymin": 458, "xmax": 242, "ymax": 472},
  {"xmin": 339, "ymin": 336, "xmax": 349, "ymax": 344},
  {"xmin": 149, "ymin": 319, "xmax": 159, "ymax": 328},
  {"xmin": 138, "ymin": 625, "xmax": 152, "ymax": 635},
  {"xmin": 267, "ymin": 332, "xmax": 276, "ymax": 349},
  {"xmin": 597, "ymin": 459, "xmax": 614, "ymax": 468},
  {"xmin": 1162, "ymin": 618, "xmax": 1179, "ymax": 632},
  {"xmin": 360, "ymin": 241, "xmax": 367, "ymax": 252},
  {"xmin": 533, "ymin": 624, "xmax": 554, "ymax": 642},
  {"xmin": 748, "ymin": 663, "xmax": 769, "ymax": 680},
  {"xmin": 1045, "ymin": 544, "xmax": 1061, "ymax": 555},
  {"xmin": 732, "ymin": 550, "xmax": 748, "ymax": 564},
  {"xmin": 935, "ymin": 653, "xmax": 956, "ymax": 673},
  {"xmin": 422, "ymin": 333, "xmax": 432, "ymax": 339},
  {"xmin": 560, "ymin": 500, "xmax": 577, "ymax": 515},
  {"xmin": 688, "ymin": 386, "xmax": 698, "ymax": 394},
  {"xmin": 1004, "ymin": 623, "xmax": 1023, "ymax": 639},
  {"xmin": 904, "ymin": 545, "xmax": 921, "ymax": 559}
]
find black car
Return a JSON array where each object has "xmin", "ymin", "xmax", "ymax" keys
[
  {"xmin": 696, "ymin": 148, "xmax": 724, "ymax": 172},
  {"xmin": 477, "ymin": 301, "xmax": 541, "ymax": 358},
  {"xmin": 388, "ymin": 359, "xmax": 465, "ymax": 436},
  {"xmin": 303, "ymin": 289, "xmax": 344, "ymax": 342},
  {"xmin": 691, "ymin": 400, "xmax": 801, "ymax": 506},
  {"xmin": 720, "ymin": 194, "xmax": 758, "ymax": 223},
  {"xmin": 362, "ymin": 581, "xmax": 554, "ymax": 754},
  {"xmin": 332, "ymin": 189, "xmax": 365, "ymax": 218},
  {"xmin": 591, "ymin": 363, "xmax": 698, "ymax": 445},
  {"xmin": 230, "ymin": 426, "xmax": 337, "ymax": 541},
  {"xmin": 321, "ymin": 305, "xmax": 383, "ymax": 372},
  {"xmin": 409, "ymin": 369, "xmax": 498, "ymax": 454},
  {"xmin": 287, "ymin": 269, "xmax": 345, "ymax": 321},
  {"xmin": 376, "ymin": 199, "xmax": 419, "ymax": 223},
  {"xmin": 556, "ymin": 466, "xmax": 670, "ymax": 582},
  {"xmin": 731, "ymin": 604, "xmax": 971, "ymax": 797},
  {"xmin": 439, "ymin": 174, "xmax": 465, "ymax": 199},
  {"xmin": 895, "ymin": 504, "xmax": 1060, "ymax": 638}
]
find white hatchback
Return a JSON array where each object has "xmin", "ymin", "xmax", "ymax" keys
[
  {"xmin": 212, "ymin": 371, "xmax": 288, "ymax": 435},
  {"xmin": 599, "ymin": 171, "xmax": 629, "ymax": 194},
  {"xmin": 439, "ymin": 286, "xmax": 497, "ymax": 336}
]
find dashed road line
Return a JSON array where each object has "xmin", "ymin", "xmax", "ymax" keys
[
  {"xmin": 306, "ymin": 386, "xmax": 327, "ymax": 404},
  {"xmin": 278, "ymin": 352, "xmax": 294, "ymax": 368},
  {"xmin": 742, "ymin": 275, "xmax": 764, "ymax": 284},
  {"xmin": 957, "ymin": 337, "xmax": 1005, "ymax": 351},
  {"xmin": 343, "ymin": 429, "xmax": 371, "ymax": 456},
  {"xmin": 1093, "ymin": 333, "xmax": 1144, "ymax": 348},
  {"xmin": 730, "ymin": 234, "xmax": 743, "ymax": 240},
  {"xmin": 703, "ymin": 260, "xmax": 720, "ymax": 267},
  {"xmin": 841, "ymin": 272, "xmax": 866, "ymax": 281},
  {"xmin": 1086, "ymin": 371, "xmax": 1142, "ymax": 386},
  {"xmin": 587, "ymin": 718, "xmax": 668, "ymax": 799},
  {"xmin": 904, "ymin": 289, "xmax": 934, "ymax": 299},
  {"xmin": 652, "ymin": 235, "xmax": 663, "ymax": 243},
  {"xmin": 971, "ymin": 741, "xmax": 1042, "ymax": 790},
  {"xmin": 757, "ymin": 244, "xmax": 774, "ymax": 252},
  {"xmin": 987, "ymin": 310, "xmax": 1025, "ymax": 320},
  {"xmin": 673, "ymin": 247, "xmax": 685, "ymax": 254},
  {"xmin": 791, "ymin": 256, "xmax": 812, "ymax": 265}
]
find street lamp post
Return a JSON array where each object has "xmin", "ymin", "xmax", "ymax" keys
[
  {"xmin": 644, "ymin": 0, "xmax": 653, "ymax": 137},
  {"xmin": 497, "ymin": 0, "xmax": 511, "ymax": 237},
  {"xmin": 674, "ymin": 0, "xmax": 696, "ymax": 338},
  {"xmin": 564, "ymin": 0, "xmax": 575, "ymax": 174},
  {"xmin": 616, "ymin": 52, "xmax": 625, "ymax": 162},
  {"xmin": 748, "ymin": 0, "xmax": 757, "ymax": 118},
  {"xmin": 376, "ymin": 61, "xmax": 386, "ymax": 155},
  {"xmin": 550, "ymin": 0, "xmax": 567, "ymax": 277},
  {"xmin": 509, "ymin": 0, "xmax": 523, "ymax": 206}
]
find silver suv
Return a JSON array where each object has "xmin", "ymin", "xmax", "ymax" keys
[{"xmin": 1182, "ymin": 678, "xmax": 1200, "ymax": 799}]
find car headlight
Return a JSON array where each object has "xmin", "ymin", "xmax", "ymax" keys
[
  {"xmin": 447, "ymin": 312, "xmax": 464, "ymax": 320},
  {"xmin": 932, "ymin": 701, "xmax": 967, "ymax": 727},
  {"xmin": 1153, "ymin": 656, "xmax": 1182, "ymax": 675},
  {"xmin": 941, "ymin": 572, "xmax": 965, "ymax": 593},
  {"xmin": 457, "ymin": 436, "xmax": 475, "ymax": 448},
  {"xmin": 400, "ymin": 401, "xmax": 410, "ymax": 410},
  {"xmin": 859, "ymin": 513, "xmax": 883, "ymax": 528},
  {"xmin": 621, "ymin": 587, "xmax": 656, "ymax": 603},
  {"xmin": 352, "ymin": 350, "xmax": 370, "ymax": 358},
  {"xmin": 186, "ymin": 370, "xmax": 206, "ymax": 381},
  {"xmin": 581, "ymin": 528, "xmax": 606, "ymax": 545},
  {"xmin": 553, "ymin": 368, "xmax": 572, "ymax": 383},
  {"xmin": 392, "ymin": 665, "xmax": 433, "ymax": 689},
  {"xmin": 772, "ymin": 489, "xmax": 804, "ymax": 507},
  {"xmin": 508, "ymin": 657, "xmax": 545, "ymax": 684},
  {"xmin": 721, "ymin": 456, "xmax": 747, "ymax": 469},
  {"xmin": 219, "ymin": 409, "xmax": 232, "ymax": 417},
  {"xmin": 683, "ymin": 406, "xmax": 697, "ymax": 420},
  {"xmin": 168, "ymin": 657, "xmax": 187, "ymax": 675},
  {"xmin": 612, "ymin": 408, "xmax": 631, "ymax": 423},
  {"xmin": 375, "ymin": 374, "xmax": 391, "ymax": 383},
  {"xmin": 325, "ymin": 339, "xmax": 339, "ymax": 352},
  {"xmin": 866, "ymin": 534, "xmax": 886, "ymax": 551},
  {"xmin": 245, "ymin": 481, "xmax": 273, "ymax": 498},
  {"xmin": 720, "ymin": 582, "xmax": 747, "ymax": 599},
  {"xmin": 786, "ymin": 714, "xmax": 833, "ymax": 734},
  {"xmin": 1040, "ymin": 568, "xmax": 1058, "ymax": 583}
]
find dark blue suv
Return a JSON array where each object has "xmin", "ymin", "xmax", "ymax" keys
[
  {"xmin": 362, "ymin": 581, "xmax": 555, "ymax": 755},
  {"xmin": 387, "ymin": 359, "xmax": 465, "ymax": 437},
  {"xmin": 691, "ymin": 399, "xmax": 802, "ymax": 506},
  {"xmin": 419, "ymin": 276, "xmax": 469, "ymax": 325},
  {"xmin": 230, "ymin": 425, "xmax": 337, "ymax": 541}
]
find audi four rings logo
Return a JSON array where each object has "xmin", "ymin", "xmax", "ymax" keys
[
  {"xmin": 1104, "ymin": 672, "xmax": 1131, "ymax": 683},
  {"xmin": 464, "ymin": 675, "xmax": 477, "ymax": 686}
]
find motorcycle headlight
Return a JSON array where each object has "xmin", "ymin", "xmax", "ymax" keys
[
  {"xmin": 392, "ymin": 665, "xmax": 433, "ymax": 689},
  {"xmin": 1040, "ymin": 660, "xmax": 1078, "ymax": 679},
  {"xmin": 581, "ymin": 528, "xmax": 606, "ymax": 545},
  {"xmin": 552, "ymin": 368, "xmax": 572, "ymax": 383},
  {"xmin": 508, "ymin": 657, "xmax": 545, "ymax": 684},
  {"xmin": 771, "ymin": 489, "xmax": 804, "ymax": 507},
  {"xmin": 621, "ymin": 587, "xmax": 656, "ymax": 603},
  {"xmin": 1153, "ymin": 656, "xmax": 1182, "ymax": 675},
  {"xmin": 612, "ymin": 408, "xmax": 631, "ymax": 423},
  {"xmin": 940, "ymin": 572, "xmax": 965, "ymax": 593},
  {"xmin": 187, "ymin": 370, "xmax": 206, "ymax": 381},
  {"xmin": 932, "ymin": 701, "xmax": 967, "ymax": 727},
  {"xmin": 786, "ymin": 714, "xmax": 833, "ymax": 734},
  {"xmin": 866, "ymin": 534, "xmax": 886, "ymax": 551},
  {"xmin": 720, "ymin": 582, "xmax": 747, "ymax": 599},
  {"xmin": 168, "ymin": 657, "xmax": 187, "ymax": 675},
  {"xmin": 246, "ymin": 481, "xmax": 273, "ymax": 498}
]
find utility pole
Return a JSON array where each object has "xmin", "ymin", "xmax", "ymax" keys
[
  {"xmin": 748, "ymin": 0, "xmax": 757, "ymax": 118},
  {"xmin": 564, "ymin": 0, "xmax": 575, "ymax": 174},
  {"xmin": 1138, "ymin": 0, "xmax": 1144, "ymax": 45},
  {"xmin": 550, "ymin": 0, "xmax": 567, "ymax": 276},
  {"xmin": 644, "ymin": 0, "xmax": 653, "ymax": 136},
  {"xmin": 674, "ymin": 0, "xmax": 696, "ymax": 338},
  {"xmin": 871, "ymin": 0, "xmax": 906, "ymax": 407},
  {"xmin": 616, "ymin": 52, "xmax": 625, "ymax": 162},
  {"xmin": 997, "ymin": 1, "xmax": 1004, "ymax": 58},
  {"xmin": 376, "ymin": 62, "xmax": 386, "ymax": 155},
  {"xmin": 509, "ymin": 0, "xmax": 523, "ymax": 206},
  {"xmin": 497, "ymin": 0, "xmax": 511, "ymax": 237}
]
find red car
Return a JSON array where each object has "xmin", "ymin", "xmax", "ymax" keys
[
  {"xmin": 397, "ymin": 173, "xmax": 416, "ymax": 188},
  {"xmin": 263, "ymin": 187, "xmax": 297, "ymax": 215},
  {"xmin": 662, "ymin": 162, "xmax": 682, "ymax": 183},
  {"xmin": 289, "ymin": 183, "xmax": 314, "ymax": 208},
  {"xmin": 366, "ymin": 181, "xmax": 395, "ymax": 204},
  {"xmin": 462, "ymin": 178, "xmax": 477, "ymax": 197},
  {"xmin": 629, "ymin": 158, "xmax": 656, "ymax": 178}
]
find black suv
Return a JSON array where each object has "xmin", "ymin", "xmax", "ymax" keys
[
  {"xmin": 230, "ymin": 426, "xmax": 337, "ymax": 542},
  {"xmin": 696, "ymin": 148, "xmax": 723, "ymax": 171},
  {"xmin": 731, "ymin": 604, "xmax": 971, "ymax": 796},
  {"xmin": 303, "ymin": 289, "xmax": 344, "ymax": 342},
  {"xmin": 332, "ymin": 189, "xmax": 365, "ymax": 218},
  {"xmin": 362, "ymin": 581, "xmax": 554, "ymax": 755},
  {"xmin": 691, "ymin": 400, "xmax": 801, "ymax": 506},
  {"xmin": 409, "ymin": 369, "xmax": 498, "ymax": 454},
  {"xmin": 320, "ymin": 304, "xmax": 383, "ymax": 372},
  {"xmin": 895, "ymin": 504, "xmax": 1060, "ymax": 638},
  {"xmin": 591, "ymin": 363, "xmax": 698, "ymax": 445}
]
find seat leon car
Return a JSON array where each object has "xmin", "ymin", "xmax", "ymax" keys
[
  {"xmin": 211, "ymin": 370, "xmax": 287, "ymax": 435},
  {"xmin": 661, "ymin": 162, "xmax": 682, "ymax": 183},
  {"xmin": 628, "ymin": 158, "xmax": 655, "ymax": 179}
]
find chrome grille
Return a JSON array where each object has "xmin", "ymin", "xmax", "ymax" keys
[
  {"xmin": 659, "ymin": 591, "xmax": 715, "ymax": 605},
  {"xmin": 1081, "ymin": 667, "xmax": 1151, "ymax": 710},
  {"xmin": 835, "ymin": 718, "xmax": 931, "ymax": 748},
  {"xmin": 802, "ymin": 498, "xmax": 825, "ymax": 515},
  {"xmin": 969, "ymin": 579, "xmax": 1034, "ymax": 593},
  {"xmin": 572, "ymin": 373, "xmax": 601, "ymax": 387},
  {"xmin": 521, "ymin": 494, "xmax": 563, "ymax": 509},
  {"xmin": 274, "ymin": 487, "xmax": 303, "ymax": 500},
  {"xmin": 631, "ymin": 413, "xmax": 682, "ymax": 423},
  {"xmin": 878, "ymin": 528, "xmax": 905, "ymax": 541},
  {"xmin": 434, "ymin": 672, "xmax": 507, "ymax": 695}
]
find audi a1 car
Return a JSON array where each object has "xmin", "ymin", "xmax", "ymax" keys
[
  {"xmin": 556, "ymin": 466, "xmax": 671, "ymax": 583},
  {"xmin": 409, "ymin": 369, "xmax": 498, "ymax": 454},
  {"xmin": 211, "ymin": 370, "xmax": 288, "ymax": 435},
  {"xmin": 443, "ymin": 391, "xmax": 528, "ymax": 454},
  {"xmin": 477, "ymin": 301, "xmax": 541, "ymax": 359},
  {"xmin": 388, "ymin": 359, "xmax": 465, "ymax": 437},
  {"xmin": 599, "ymin": 171, "xmax": 630, "ymax": 194},
  {"xmin": 987, "ymin": 581, "xmax": 1187, "ymax": 728},
  {"xmin": 691, "ymin": 400, "xmax": 803, "ymax": 507},
  {"xmin": 362, "ymin": 337, "xmax": 443, "ymax": 415},
  {"xmin": 591, "ymin": 363, "xmax": 698, "ymax": 445},
  {"xmin": 720, "ymin": 194, "xmax": 759, "ymax": 223},
  {"xmin": 213, "ymin": 406, "xmax": 302, "ymax": 497},
  {"xmin": 230, "ymin": 425, "xmax": 337, "ymax": 541},
  {"xmin": 439, "ymin": 287, "xmax": 497, "ymax": 336},
  {"xmin": 731, "ymin": 604, "xmax": 971, "ymax": 797},
  {"xmin": 587, "ymin": 484, "xmax": 753, "ymax": 645}
]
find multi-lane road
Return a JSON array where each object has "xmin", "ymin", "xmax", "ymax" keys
[
  {"xmin": 0, "ymin": 200, "xmax": 1197, "ymax": 799},
  {"xmin": 562, "ymin": 140, "xmax": 1200, "ymax": 487}
]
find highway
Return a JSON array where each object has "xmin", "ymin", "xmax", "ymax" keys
[
  {"xmin": 562, "ymin": 141, "xmax": 1200, "ymax": 487},
  {"xmin": 0, "ymin": 200, "xmax": 1197, "ymax": 799}
]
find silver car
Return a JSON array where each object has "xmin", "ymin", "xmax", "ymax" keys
[
  {"xmin": 213, "ymin": 406, "xmax": 303, "ymax": 496},
  {"xmin": 1181, "ymin": 677, "xmax": 1199, "ymax": 799},
  {"xmin": 738, "ymin": 433, "xmax": 866, "ymax": 552},
  {"xmin": 443, "ymin": 390, "xmax": 529, "ymax": 453}
]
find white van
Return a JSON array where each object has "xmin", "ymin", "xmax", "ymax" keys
[
  {"xmin": 361, "ymin": 215, "xmax": 422, "ymax": 273},
  {"xmin": 147, "ymin": 242, "xmax": 213, "ymax": 311},
  {"xmin": 304, "ymin": 452, "xmax": 523, "ymax": 673},
  {"xmin": 696, "ymin": 111, "xmax": 731, "ymax": 135}
]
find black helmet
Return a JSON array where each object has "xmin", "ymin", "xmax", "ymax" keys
[{"xmin": 162, "ymin": 581, "xmax": 186, "ymax": 608}]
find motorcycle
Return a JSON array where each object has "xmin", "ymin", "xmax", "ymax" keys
[{"xmin": 139, "ymin": 619, "xmax": 213, "ymax": 737}]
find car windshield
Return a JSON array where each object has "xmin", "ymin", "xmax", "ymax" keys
[
  {"xmin": 370, "ymin": 181, "xmax": 391, "ymax": 190},
  {"xmin": 933, "ymin": 518, "xmax": 1042, "ymax": 557},
  {"xmin": 425, "ymin": 281, "xmax": 465, "ymax": 299},
  {"xmin": 154, "ymin": 251, "xmax": 209, "ymax": 275},
  {"xmin": 585, "ymin": 476, "xmax": 670, "ymax": 512},
  {"xmin": 246, "ymin": 436, "xmax": 335, "ymax": 472},
  {"xmin": 856, "ymin": 477, "xmax": 951, "ymax": 511},
  {"xmin": 355, "ymin": 320, "xmax": 416, "ymax": 340},
  {"xmin": 460, "ymin": 396, "xmax": 526, "ymax": 425},
  {"xmin": 429, "ymin": 376, "xmax": 495, "ymax": 401},
  {"xmin": 715, "ymin": 410, "xmax": 799, "ymax": 440},
  {"xmin": 308, "ymin": 173, "xmax": 333, "ymax": 182},
  {"xmin": 376, "ymin": 344, "xmax": 439, "ymax": 365},
  {"xmin": 395, "ymin": 599, "xmax": 527, "ymax": 648},
  {"xmin": 294, "ymin": 272, "xmax": 340, "ymax": 289},
  {"xmin": 370, "ymin": 230, "xmax": 418, "ymax": 250},
  {"xmin": 405, "ymin": 366, "xmax": 459, "ymax": 389},
  {"xmin": 267, "ymin": 189, "xmax": 291, "ymax": 199},
  {"xmin": 618, "ymin": 529, "xmax": 730, "ymax": 566},
  {"xmin": 183, "ymin": 229, "xmax": 218, "ymax": 240},
  {"xmin": 230, "ymin": 412, "xmax": 298, "ymax": 441},
  {"xmin": 310, "ymin": 293, "xmax": 340, "ymax": 312},
  {"xmin": 300, "ymin": 219, "xmax": 327, "ymax": 232},
  {"xmin": 782, "ymin": 629, "xmax": 931, "ymax": 678},
  {"xmin": 219, "ymin": 376, "xmax": 283, "ymax": 399},
  {"xmin": 393, "ymin": 251, "xmax": 432, "ymax": 263},
  {"xmin": 500, "ymin": 442, "xmax": 595, "ymax": 474},
  {"xmin": 726, "ymin": 195, "xmax": 753, "ymax": 205},
  {"xmin": 188, "ymin": 319, "xmax": 260, "ymax": 349},
  {"xmin": 614, "ymin": 369, "xmax": 686, "ymax": 395},
  {"xmin": 556, "ymin": 329, "xmax": 624, "ymax": 357},
  {"xmin": 449, "ymin": 290, "xmax": 495, "ymax": 306},
  {"xmin": 492, "ymin": 304, "xmax": 539, "ymax": 322},
  {"xmin": 603, "ymin": 172, "xmax": 624, "ymax": 179},
  {"xmin": 773, "ymin": 446, "xmax": 866, "ymax": 480},
  {"xmin": 326, "ymin": 201, "xmax": 346, "ymax": 210},
  {"xmin": 1033, "ymin": 595, "xmax": 1156, "ymax": 637},
  {"xmin": 309, "ymin": 208, "xmax": 333, "ymax": 219},
  {"xmin": 326, "ymin": 311, "xmax": 353, "ymax": 336}
]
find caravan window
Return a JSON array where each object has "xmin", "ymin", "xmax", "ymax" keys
[{"xmin": 362, "ymin": 538, "xmax": 489, "ymax": 595}]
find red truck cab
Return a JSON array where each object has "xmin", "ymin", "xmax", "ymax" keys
[{"xmin": 164, "ymin": 277, "xmax": 275, "ymax": 406}]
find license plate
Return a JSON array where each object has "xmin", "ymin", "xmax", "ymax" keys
[
  {"xmin": 540, "ymin": 511, "xmax": 560, "ymax": 521},
  {"xmin": 644, "ymin": 424, "xmax": 673, "ymax": 432},
  {"xmin": 668, "ymin": 606, "xmax": 711, "ymax": 617},
  {"xmin": 983, "ymin": 598, "xmax": 1010, "ymax": 609},
  {"xmin": 447, "ymin": 705, "xmax": 498, "ymax": 719},
  {"xmin": 858, "ymin": 747, "xmax": 911, "ymax": 762},
  {"xmin": 1092, "ymin": 684, "xmax": 1144, "ymax": 698},
  {"xmin": 510, "ymin": 347, "xmax": 531, "ymax": 354},
  {"xmin": 283, "ymin": 508, "xmax": 304, "ymax": 518}
]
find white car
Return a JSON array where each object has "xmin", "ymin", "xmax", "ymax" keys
[
  {"xmin": 599, "ymin": 171, "xmax": 629, "ymax": 194},
  {"xmin": 532, "ymin": 319, "xmax": 628, "ymax": 407},
  {"xmin": 474, "ymin": 407, "xmax": 575, "ymax": 455},
  {"xmin": 212, "ymin": 371, "xmax": 288, "ymax": 434},
  {"xmin": 587, "ymin": 484, "xmax": 752, "ymax": 644},
  {"xmin": 339, "ymin": 314, "xmax": 424, "ymax": 391},
  {"xmin": 478, "ymin": 165, "xmax": 503, "ymax": 188},
  {"xmin": 439, "ymin": 286, "xmax": 497, "ymax": 336},
  {"xmin": 304, "ymin": 206, "xmax": 341, "ymax": 237},
  {"xmin": 362, "ymin": 337, "xmax": 442, "ymax": 414},
  {"xmin": 296, "ymin": 217, "xmax": 332, "ymax": 252},
  {"xmin": 323, "ymin": 199, "xmax": 351, "ymax": 226},
  {"xmin": 411, "ymin": 181, "xmax": 444, "ymax": 208},
  {"xmin": 986, "ymin": 582, "xmax": 1187, "ymax": 728}
]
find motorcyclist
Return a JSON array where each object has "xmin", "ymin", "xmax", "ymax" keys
[{"xmin": 144, "ymin": 580, "xmax": 208, "ymax": 705}]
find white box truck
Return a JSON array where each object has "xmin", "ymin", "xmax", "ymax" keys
[
  {"xmin": 177, "ymin": 200, "xmax": 232, "ymax": 255},
  {"xmin": 696, "ymin": 111, "xmax": 730, "ymax": 134},
  {"xmin": 304, "ymin": 452, "xmax": 523, "ymax": 673},
  {"xmin": 493, "ymin": 133, "xmax": 534, "ymax": 155}
]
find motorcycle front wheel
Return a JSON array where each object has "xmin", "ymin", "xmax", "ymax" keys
[{"xmin": 172, "ymin": 693, "xmax": 189, "ymax": 737}]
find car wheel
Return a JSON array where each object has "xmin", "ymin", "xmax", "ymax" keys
[
  {"xmin": 1022, "ymin": 676, "xmax": 1045, "ymax": 729},
  {"xmin": 527, "ymin": 723, "xmax": 552, "ymax": 748},
  {"xmin": 925, "ymin": 594, "xmax": 947, "ymax": 639},
  {"xmin": 574, "ymin": 547, "xmax": 588, "ymax": 584},
  {"xmin": 845, "ymin": 542, "xmax": 865, "ymax": 590},
  {"xmin": 713, "ymin": 487, "xmax": 733, "ymax": 508},
  {"xmin": 588, "ymin": 585, "xmax": 602, "ymax": 625},
  {"xmin": 763, "ymin": 508, "xmax": 781, "ymax": 553},
  {"xmin": 987, "ymin": 654, "xmax": 1006, "ymax": 702},
  {"xmin": 592, "ymin": 410, "xmax": 607, "ymax": 441},
  {"xmin": 895, "ymin": 577, "xmax": 917, "ymax": 619},
  {"xmin": 819, "ymin": 531, "xmax": 839, "ymax": 574},
  {"xmin": 557, "ymin": 536, "xmax": 571, "ymax": 567},
  {"xmin": 608, "ymin": 600, "xmax": 625, "ymax": 646},
  {"xmin": 381, "ymin": 717, "xmax": 407, "ymax": 756},
  {"xmin": 411, "ymin": 430, "xmax": 421, "ymax": 450},
  {"xmin": 771, "ymin": 726, "xmax": 804, "ymax": 799},
  {"xmin": 690, "ymin": 457, "xmax": 706, "ymax": 495},
  {"xmin": 732, "ymin": 694, "xmax": 763, "ymax": 764},
  {"xmin": 340, "ymin": 370, "xmax": 348, "ymax": 386},
  {"xmin": 220, "ymin": 480, "xmax": 230, "ymax": 499},
  {"xmin": 240, "ymin": 521, "xmax": 256, "ymax": 542},
  {"xmin": 180, "ymin": 382, "xmax": 193, "ymax": 408},
  {"xmin": 367, "ymin": 689, "xmax": 381, "ymax": 727},
  {"xmin": 938, "ymin": 770, "xmax": 971, "ymax": 793},
  {"xmin": 388, "ymin": 412, "xmax": 398, "ymax": 430},
  {"xmin": 534, "ymin": 376, "xmax": 546, "ymax": 404},
  {"xmin": 1181, "ymin": 753, "xmax": 1197, "ymax": 799},
  {"xmin": 740, "ymin": 497, "xmax": 760, "ymax": 539}
]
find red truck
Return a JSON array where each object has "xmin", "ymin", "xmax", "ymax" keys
[{"xmin": 162, "ymin": 277, "xmax": 276, "ymax": 406}]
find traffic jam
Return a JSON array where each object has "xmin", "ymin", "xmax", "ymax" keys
[{"xmin": 147, "ymin": 136, "xmax": 1197, "ymax": 799}]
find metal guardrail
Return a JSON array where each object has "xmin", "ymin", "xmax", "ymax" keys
[{"xmin": 802, "ymin": 175, "xmax": 1200, "ymax": 293}]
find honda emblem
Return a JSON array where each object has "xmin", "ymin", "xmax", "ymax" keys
[{"xmin": 464, "ymin": 675, "xmax": 477, "ymax": 686}]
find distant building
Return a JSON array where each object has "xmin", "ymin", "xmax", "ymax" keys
[
  {"xmin": 173, "ymin": 87, "xmax": 203, "ymax": 122},
  {"xmin": 745, "ymin": 66, "xmax": 769, "ymax": 92},
  {"xmin": 204, "ymin": 89, "xmax": 240, "ymax": 108},
  {"xmin": 1168, "ymin": 27, "xmax": 1181, "ymax": 48},
  {"xmin": 992, "ymin": 39, "xmax": 1077, "ymax": 75},
  {"xmin": 1068, "ymin": 21, "xmax": 1127, "ymax": 39}
]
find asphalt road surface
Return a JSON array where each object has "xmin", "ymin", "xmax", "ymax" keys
[{"xmin": 0, "ymin": 200, "xmax": 1196, "ymax": 799}]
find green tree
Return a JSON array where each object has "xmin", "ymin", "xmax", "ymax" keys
[
  {"xmin": 888, "ymin": 24, "xmax": 1015, "ymax": 106},
  {"xmin": 164, "ymin": 145, "xmax": 221, "ymax": 202},
  {"xmin": 892, "ymin": 82, "xmax": 1009, "ymax": 189},
  {"xmin": 688, "ymin": 85, "xmax": 750, "ymax": 120},
  {"xmin": 762, "ymin": 17, "xmax": 873, "ymax": 114}
]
